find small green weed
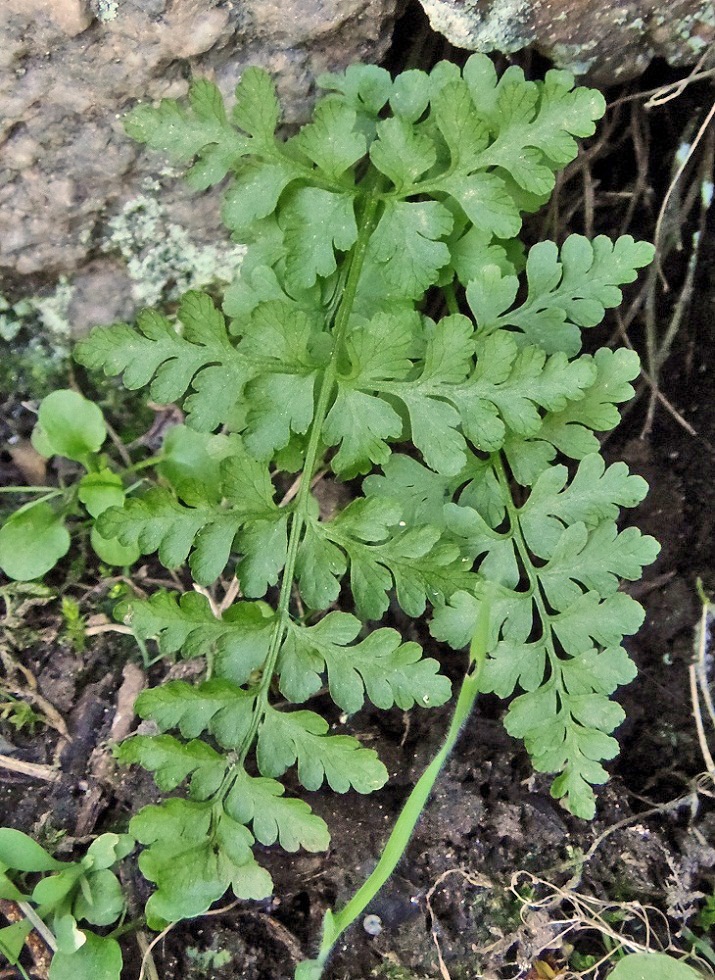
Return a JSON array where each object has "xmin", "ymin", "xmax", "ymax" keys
[
  {"xmin": 609, "ymin": 951, "xmax": 708, "ymax": 978},
  {"xmin": 698, "ymin": 894, "xmax": 715, "ymax": 932},
  {"xmin": 0, "ymin": 390, "xmax": 215, "ymax": 580},
  {"xmin": 0, "ymin": 389, "xmax": 140, "ymax": 579},
  {"xmin": 0, "ymin": 691, "xmax": 44, "ymax": 733},
  {"xmin": 61, "ymin": 597, "xmax": 86, "ymax": 653},
  {"xmin": 0, "ymin": 829, "xmax": 133, "ymax": 980}
]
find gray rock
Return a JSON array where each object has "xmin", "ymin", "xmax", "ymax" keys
[
  {"xmin": 0, "ymin": 0, "xmax": 402, "ymax": 329},
  {"xmin": 418, "ymin": 0, "xmax": 715, "ymax": 84}
]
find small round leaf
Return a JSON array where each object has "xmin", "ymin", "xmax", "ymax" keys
[
  {"xmin": 33, "ymin": 390, "xmax": 106, "ymax": 463},
  {"xmin": 608, "ymin": 952, "xmax": 706, "ymax": 980},
  {"xmin": 30, "ymin": 423, "xmax": 54, "ymax": 459},
  {"xmin": 0, "ymin": 504, "xmax": 70, "ymax": 580},
  {"xmin": 90, "ymin": 526, "xmax": 140, "ymax": 567},
  {"xmin": 72, "ymin": 869, "xmax": 125, "ymax": 926},
  {"xmin": 52, "ymin": 914, "xmax": 86, "ymax": 957},
  {"xmin": 32, "ymin": 870, "xmax": 80, "ymax": 908},
  {"xmin": 84, "ymin": 833, "xmax": 135, "ymax": 871},
  {"xmin": 78, "ymin": 469, "xmax": 125, "ymax": 518},
  {"xmin": 49, "ymin": 932, "xmax": 122, "ymax": 980},
  {"xmin": 0, "ymin": 828, "xmax": 64, "ymax": 872}
]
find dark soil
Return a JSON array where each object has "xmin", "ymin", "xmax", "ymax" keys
[{"xmin": 2, "ymin": 6, "xmax": 715, "ymax": 979}]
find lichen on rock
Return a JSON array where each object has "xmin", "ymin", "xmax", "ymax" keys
[
  {"xmin": 418, "ymin": 0, "xmax": 715, "ymax": 83},
  {"xmin": 0, "ymin": 0, "xmax": 402, "ymax": 324},
  {"xmin": 421, "ymin": 0, "xmax": 532, "ymax": 53},
  {"xmin": 103, "ymin": 182, "xmax": 246, "ymax": 309}
]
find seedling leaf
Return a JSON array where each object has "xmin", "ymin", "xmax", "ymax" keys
[
  {"xmin": 32, "ymin": 389, "xmax": 106, "ymax": 463},
  {"xmin": 608, "ymin": 952, "xmax": 706, "ymax": 980},
  {"xmin": 0, "ymin": 503, "xmax": 70, "ymax": 581},
  {"xmin": 49, "ymin": 932, "xmax": 123, "ymax": 980}
]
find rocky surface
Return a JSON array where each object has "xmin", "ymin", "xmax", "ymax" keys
[
  {"xmin": 418, "ymin": 0, "xmax": 715, "ymax": 83},
  {"xmin": 1, "ymin": 0, "xmax": 712, "ymax": 335},
  {"xmin": 0, "ymin": 0, "xmax": 402, "ymax": 330}
]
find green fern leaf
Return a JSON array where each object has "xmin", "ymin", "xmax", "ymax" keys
[
  {"xmin": 282, "ymin": 187, "xmax": 358, "ymax": 290},
  {"xmin": 257, "ymin": 707, "xmax": 388, "ymax": 793},
  {"xmin": 119, "ymin": 592, "xmax": 275, "ymax": 683},
  {"xmin": 87, "ymin": 55, "xmax": 657, "ymax": 920},
  {"xmin": 124, "ymin": 79, "xmax": 249, "ymax": 188},
  {"xmin": 517, "ymin": 454, "xmax": 649, "ymax": 551},
  {"xmin": 538, "ymin": 347, "xmax": 640, "ymax": 457},
  {"xmin": 431, "ymin": 440, "xmax": 658, "ymax": 816},
  {"xmin": 369, "ymin": 116, "xmax": 437, "ymax": 190},
  {"xmin": 278, "ymin": 612, "xmax": 451, "ymax": 712},
  {"xmin": 368, "ymin": 200, "xmax": 453, "ymax": 297},
  {"xmin": 297, "ymin": 496, "xmax": 476, "ymax": 620},
  {"xmin": 466, "ymin": 62, "xmax": 604, "ymax": 193},
  {"xmin": 75, "ymin": 293, "xmax": 252, "ymax": 432},
  {"xmin": 101, "ymin": 448, "xmax": 287, "ymax": 590},
  {"xmin": 116, "ymin": 735, "xmax": 226, "ymax": 799},
  {"xmin": 317, "ymin": 64, "xmax": 393, "ymax": 116},
  {"xmin": 293, "ymin": 100, "xmax": 366, "ymax": 179},
  {"xmin": 467, "ymin": 236, "xmax": 654, "ymax": 355},
  {"xmin": 230, "ymin": 66, "xmax": 282, "ymax": 146},
  {"xmin": 132, "ymin": 680, "xmax": 256, "ymax": 748},
  {"xmin": 225, "ymin": 769, "xmax": 330, "ymax": 852},
  {"xmin": 130, "ymin": 799, "xmax": 272, "ymax": 928}
]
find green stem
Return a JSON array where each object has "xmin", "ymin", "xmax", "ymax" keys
[
  {"xmin": 123, "ymin": 455, "xmax": 167, "ymax": 475},
  {"xmin": 681, "ymin": 927, "xmax": 715, "ymax": 970},
  {"xmin": 232, "ymin": 181, "xmax": 384, "ymax": 772},
  {"xmin": 0, "ymin": 486, "xmax": 59, "ymax": 494},
  {"xmin": 107, "ymin": 915, "xmax": 146, "ymax": 940},
  {"xmin": 3, "ymin": 489, "xmax": 66, "ymax": 520},
  {"xmin": 493, "ymin": 454, "xmax": 560, "ymax": 688},
  {"xmin": 443, "ymin": 281, "xmax": 460, "ymax": 316},
  {"xmin": 295, "ymin": 602, "xmax": 491, "ymax": 980}
]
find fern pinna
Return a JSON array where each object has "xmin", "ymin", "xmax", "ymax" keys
[{"xmin": 75, "ymin": 57, "xmax": 658, "ymax": 932}]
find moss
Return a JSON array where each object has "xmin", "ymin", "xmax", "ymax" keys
[
  {"xmin": 185, "ymin": 945, "xmax": 233, "ymax": 974},
  {"xmin": 0, "ymin": 278, "xmax": 73, "ymax": 344},
  {"xmin": 0, "ymin": 279, "xmax": 75, "ymax": 398}
]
